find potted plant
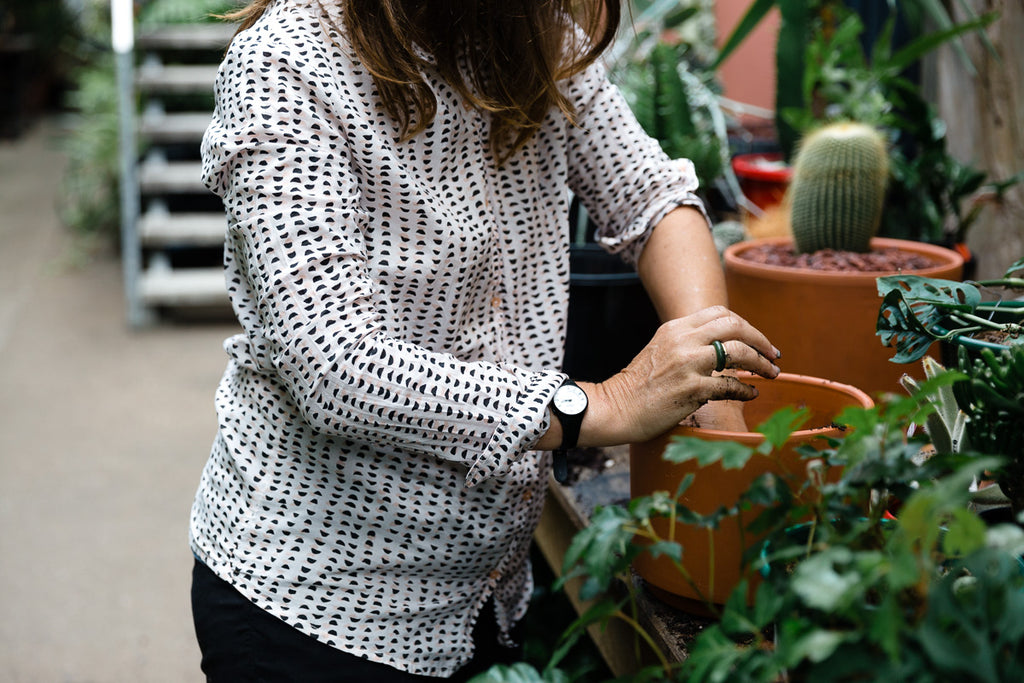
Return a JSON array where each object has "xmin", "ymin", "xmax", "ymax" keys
[
  {"xmin": 473, "ymin": 376, "xmax": 1024, "ymax": 682},
  {"xmin": 715, "ymin": 2, "xmax": 1024, "ymax": 253},
  {"xmin": 877, "ymin": 258, "xmax": 1024, "ymax": 365},
  {"xmin": 606, "ymin": 1, "xmax": 736, "ymax": 211},
  {"xmin": 898, "ymin": 351, "xmax": 1024, "ymax": 522},
  {"xmin": 878, "ymin": 259, "xmax": 1024, "ymax": 513},
  {"xmin": 711, "ymin": 1, "xmax": 1024, "ymax": 397},
  {"xmin": 679, "ymin": 404, "xmax": 1024, "ymax": 682},
  {"xmin": 713, "ymin": 0, "xmax": 994, "ymax": 162},
  {"xmin": 628, "ymin": 371, "xmax": 873, "ymax": 613},
  {"xmin": 723, "ymin": 120, "xmax": 964, "ymax": 396}
]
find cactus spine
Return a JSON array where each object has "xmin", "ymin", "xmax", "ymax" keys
[{"xmin": 788, "ymin": 121, "xmax": 889, "ymax": 254}]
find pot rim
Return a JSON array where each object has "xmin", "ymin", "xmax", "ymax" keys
[
  {"xmin": 723, "ymin": 237, "xmax": 965, "ymax": 284},
  {"xmin": 672, "ymin": 371, "xmax": 874, "ymax": 440},
  {"xmin": 731, "ymin": 153, "xmax": 793, "ymax": 182}
]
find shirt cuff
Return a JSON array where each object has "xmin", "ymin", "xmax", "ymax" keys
[{"xmin": 464, "ymin": 369, "xmax": 564, "ymax": 487}]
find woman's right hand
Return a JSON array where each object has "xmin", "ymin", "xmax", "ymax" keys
[{"xmin": 578, "ymin": 305, "xmax": 781, "ymax": 447}]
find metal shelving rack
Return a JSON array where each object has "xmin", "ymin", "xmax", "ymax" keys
[{"xmin": 114, "ymin": 2, "xmax": 233, "ymax": 326}]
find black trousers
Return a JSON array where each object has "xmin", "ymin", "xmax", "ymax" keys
[{"xmin": 191, "ymin": 559, "xmax": 521, "ymax": 682}]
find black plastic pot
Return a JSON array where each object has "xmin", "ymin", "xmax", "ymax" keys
[{"xmin": 562, "ymin": 243, "xmax": 660, "ymax": 383}]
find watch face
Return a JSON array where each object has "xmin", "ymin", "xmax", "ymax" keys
[{"xmin": 554, "ymin": 384, "xmax": 588, "ymax": 415}]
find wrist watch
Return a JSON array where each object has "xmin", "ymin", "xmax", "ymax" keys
[{"xmin": 551, "ymin": 378, "xmax": 588, "ymax": 483}]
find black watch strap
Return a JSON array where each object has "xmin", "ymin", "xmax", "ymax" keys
[
  {"xmin": 551, "ymin": 378, "xmax": 588, "ymax": 484},
  {"xmin": 553, "ymin": 449, "xmax": 570, "ymax": 484}
]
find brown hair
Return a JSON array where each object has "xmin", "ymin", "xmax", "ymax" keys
[{"xmin": 220, "ymin": 0, "xmax": 621, "ymax": 163}]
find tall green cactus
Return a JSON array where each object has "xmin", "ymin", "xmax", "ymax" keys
[{"xmin": 789, "ymin": 121, "xmax": 889, "ymax": 254}]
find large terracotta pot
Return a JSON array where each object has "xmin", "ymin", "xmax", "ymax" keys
[
  {"xmin": 724, "ymin": 236, "xmax": 964, "ymax": 397},
  {"xmin": 630, "ymin": 373, "xmax": 873, "ymax": 614}
]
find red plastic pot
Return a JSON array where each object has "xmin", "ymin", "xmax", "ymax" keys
[{"xmin": 731, "ymin": 153, "xmax": 792, "ymax": 212}]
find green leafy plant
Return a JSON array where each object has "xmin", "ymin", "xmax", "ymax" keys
[
  {"xmin": 56, "ymin": 0, "xmax": 123, "ymax": 240},
  {"xmin": 680, "ymin": 377, "xmax": 1024, "ymax": 681},
  {"xmin": 788, "ymin": 120, "xmax": 889, "ymax": 253},
  {"xmin": 900, "ymin": 352, "xmax": 1024, "ymax": 514},
  {"xmin": 879, "ymin": 261, "xmax": 1024, "ymax": 513},
  {"xmin": 609, "ymin": 2, "xmax": 726, "ymax": 189},
  {"xmin": 713, "ymin": 0, "xmax": 993, "ymax": 162},
  {"xmin": 474, "ymin": 375, "xmax": 1024, "ymax": 682},
  {"xmin": 138, "ymin": 0, "xmax": 240, "ymax": 24},
  {"xmin": 899, "ymin": 356, "xmax": 968, "ymax": 457},
  {"xmin": 953, "ymin": 344, "xmax": 1024, "ymax": 514},
  {"xmin": 880, "ymin": 82, "xmax": 1024, "ymax": 245},
  {"xmin": 876, "ymin": 257, "xmax": 1024, "ymax": 365}
]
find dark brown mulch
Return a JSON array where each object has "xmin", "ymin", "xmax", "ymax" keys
[
  {"xmin": 738, "ymin": 243, "xmax": 938, "ymax": 272},
  {"xmin": 970, "ymin": 329, "xmax": 1022, "ymax": 345}
]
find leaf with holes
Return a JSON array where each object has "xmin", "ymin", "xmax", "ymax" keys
[{"xmin": 876, "ymin": 276, "xmax": 981, "ymax": 363}]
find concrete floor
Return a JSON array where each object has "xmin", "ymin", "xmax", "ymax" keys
[{"xmin": 0, "ymin": 121, "xmax": 239, "ymax": 682}]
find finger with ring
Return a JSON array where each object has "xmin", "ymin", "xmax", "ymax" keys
[{"xmin": 711, "ymin": 339, "xmax": 728, "ymax": 373}]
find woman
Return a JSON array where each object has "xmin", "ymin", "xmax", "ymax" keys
[{"xmin": 189, "ymin": 0, "xmax": 782, "ymax": 680}]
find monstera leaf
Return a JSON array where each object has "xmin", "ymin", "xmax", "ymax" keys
[{"xmin": 876, "ymin": 276, "xmax": 982, "ymax": 364}]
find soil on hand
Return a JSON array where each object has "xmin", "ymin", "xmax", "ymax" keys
[{"xmin": 738, "ymin": 243, "xmax": 938, "ymax": 272}]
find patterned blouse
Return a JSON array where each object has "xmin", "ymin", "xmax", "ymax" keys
[{"xmin": 189, "ymin": 0, "xmax": 705, "ymax": 676}]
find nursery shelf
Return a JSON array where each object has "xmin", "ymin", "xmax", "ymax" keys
[
  {"xmin": 534, "ymin": 446, "xmax": 707, "ymax": 676},
  {"xmin": 137, "ymin": 24, "xmax": 235, "ymax": 51},
  {"xmin": 138, "ymin": 266, "xmax": 227, "ymax": 307},
  {"xmin": 119, "ymin": 22, "xmax": 233, "ymax": 325}
]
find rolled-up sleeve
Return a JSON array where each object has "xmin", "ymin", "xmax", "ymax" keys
[
  {"xmin": 203, "ymin": 24, "xmax": 561, "ymax": 487},
  {"xmin": 563, "ymin": 61, "xmax": 710, "ymax": 266}
]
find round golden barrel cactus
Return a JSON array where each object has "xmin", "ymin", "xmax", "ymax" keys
[{"xmin": 789, "ymin": 121, "xmax": 889, "ymax": 254}]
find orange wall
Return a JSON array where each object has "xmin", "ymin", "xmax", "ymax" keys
[{"xmin": 713, "ymin": 1, "xmax": 780, "ymax": 111}]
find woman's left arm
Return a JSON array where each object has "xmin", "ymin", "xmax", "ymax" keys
[
  {"xmin": 636, "ymin": 207, "xmax": 749, "ymax": 431},
  {"xmin": 636, "ymin": 206, "xmax": 726, "ymax": 322},
  {"xmin": 563, "ymin": 60, "xmax": 768, "ymax": 431}
]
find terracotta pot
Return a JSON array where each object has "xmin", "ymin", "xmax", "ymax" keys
[
  {"xmin": 724, "ymin": 236, "xmax": 964, "ymax": 397},
  {"xmin": 630, "ymin": 373, "xmax": 874, "ymax": 614}
]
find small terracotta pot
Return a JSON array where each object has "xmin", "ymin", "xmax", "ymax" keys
[
  {"xmin": 724, "ymin": 236, "xmax": 964, "ymax": 397},
  {"xmin": 630, "ymin": 372, "xmax": 873, "ymax": 614}
]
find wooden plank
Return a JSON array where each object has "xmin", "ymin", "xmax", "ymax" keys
[
  {"xmin": 138, "ymin": 211, "xmax": 225, "ymax": 246},
  {"xmin": 138, "ymin": 266, "xmax": 227, "ymax": 306},
  {"xmin": 533, "ymin": 447, "xmax": 711, "ymax": 677},
  {"xmin": 934, "ymin": 1, "xmax": 1024, "ymax": 281},
  {"xmin": 139, "ymin": 160, "xmax": 207, "ymax": 194},
  {"xmin": 136, "ymin": 64, "xmax": 218, "ymax": 94},
  {"xmin": 534, "ymin": 480, "xmax": 642, "ymax": 678},
  {"xmin": 139, "ymin": 111, "xmax": 212, "ymax": 143},
  {"xmin": 137, "ymin": 24, "xmax": 235, "ymax": 51}
]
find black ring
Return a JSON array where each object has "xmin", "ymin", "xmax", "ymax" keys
[{"xmin": 712, "ymin": 340, "xmax": 727, "ymax": 373}]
